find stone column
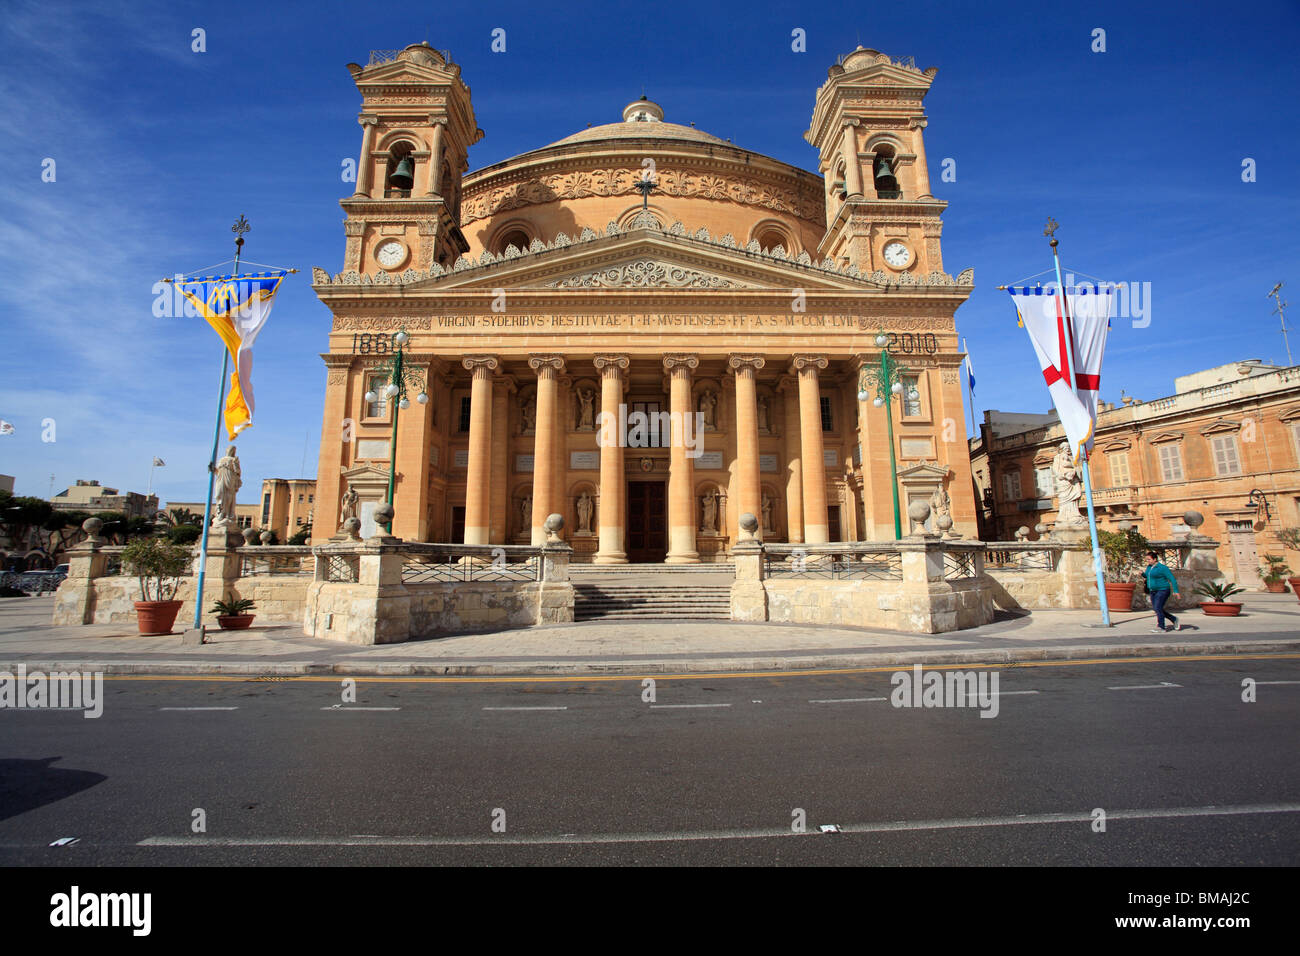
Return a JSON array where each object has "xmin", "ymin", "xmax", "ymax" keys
[
  {"xmin": 728, "ymin": 354, "xmax": 765, "ymax": 530},
  {"xmin": 462, "ymin": 355, "xmax": 498, "ymax": 545},
  {"xmin": 355, "ymin": 115, "xmax": 378, "ymax": 197},
  {"xmin": 664, "ymin": 353, "xmax": 700, "ymax": 563},
  {"xmin": 779, "ymin": 375, "xmax": 803, "ymax": 543},
  {"xmin": 593, "ymin": 354, "xmax": 629, "ymax": 563},
  {"xmin": 490, "ymin": 375, "xmax": 515, "ymax": 543},
  {"xmin": 793, "ymin": 354, "xmax": 830, "ymax": 544},
  {"xmin": 426, "ymin": 119, "xmax": 445, "ymax": 197},
  {"xmin": 842, "ymin": 122, "xmax": 863, "ymax": 198},
  {"xmin": 910, "ymin": 118, "xmax": 932, "ymax": 199},
  {"xmin": 529, "ymin": 355, "xmax": 565, "ymax": 545}
]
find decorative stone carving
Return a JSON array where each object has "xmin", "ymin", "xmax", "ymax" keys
[
  {"xmin": 698, "ymin": 389, "xmax": 718, "ymax": 430},
  {"xmin": 211, "ymin": 445, "xmax": 242, "ymax": 530},
  {"xmin": 700, "ymin": 491, "xmax": 719, "ymax": 532},
  {"xmin": 576, "ymin": 387, "xmax": 596, "ymax": 431},
  {"xmin": 339, "ymin": 486, "xmax": 359, "ymax": 529},
  {"xmin": 312, "ymin": 267, "xmax": 330, "ymax": 284},
  {"xmin": 1052, "ymin": 441, "xmax": 1086, "ymax": 528},
  {"xmin": 761, "ymin": 494, "xmax": 774, "ymax": 533},
  {"xmin": 546, "ymin": 260, "xmax": 742, "ymax": 289},
  {"xmin": 519, "ymin": 394, "xmax": 536, "ymax": 433},
  {"xmin": 576, "ymin": 492, "xmax": 593, "ymax": 533}
]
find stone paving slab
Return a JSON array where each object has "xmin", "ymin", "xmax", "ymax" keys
[{"xmin": 2, "ymin": 592, "xmax": 1297, "ymax": 676}]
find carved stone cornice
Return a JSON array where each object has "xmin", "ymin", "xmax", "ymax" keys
[{"xmin": 547, "ymin": 259, "xmax": 744, "ymax": 289}]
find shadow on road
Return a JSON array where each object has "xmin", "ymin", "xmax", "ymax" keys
[{"xmin": 0, "ymin": 757, "xmax": 106, "ymax": 822}]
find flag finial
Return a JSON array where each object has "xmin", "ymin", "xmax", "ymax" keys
[{"xmin": 1044, "ymin": 216, "xmax": 1059, "ymax": 248}]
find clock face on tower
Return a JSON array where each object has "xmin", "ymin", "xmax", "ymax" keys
[
  {"xmin": 375, "ymin": 240, "xmax": 407, "ymax": 270},
  {"xmin": 882, "ymin": 241, "xmax": 911, "ymax": 269}
]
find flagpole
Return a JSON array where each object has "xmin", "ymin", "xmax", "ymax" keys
[
  {"xmin": 1048, "ymin": 228, "xmax": 1111, "ymax": 628},
  {"xmin": 191, "ymin": 216, "xmax": 249, "ymax": 634},
  {"xmin": 147, "ymin": 459, "xmax": 156, "ymax": 497}
]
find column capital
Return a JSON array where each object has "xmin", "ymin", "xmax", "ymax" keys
[
  {"xmin": 663, "ymin": 353, "xmax": 699, "ymax": 375},
  {"xmin": 790, "ymin": 354, "xmax": 828, "ymax": 373},
  {"xmin": 728, "ymin": 353, "xmax": 766, "ymax": 373},
  {"xmin": 462, "ymin": 355, "xmax": 499, "ymax": 376},
  {"xmin": 841, "ymin": 117, "xmax": 861, "ymax": 128},
  {"xmin": 593, "ymin": 354, "xmax": 630, "ymax": 375},
  {"xmin": 909, "ymin": 116, "xmax": 928, "ymax": 130},
  {"xmin": 358, "ymin": 113, "xmax": 379, "ymax": 126},
  {"xmin": 528, "ymin": 354, "xmax": 566, "ymax": 374}
]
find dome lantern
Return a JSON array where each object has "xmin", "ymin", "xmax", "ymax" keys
[{"xmin": 621, "ymin": 96, "xmax": 664, "ymax": 123}]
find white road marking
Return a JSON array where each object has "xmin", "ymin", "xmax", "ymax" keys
[
  {"xmin": 649, "ymin": 703, "xmax": 731, "ymax": 709},
  {"xmin": 1256, "ymin": 681, "xmax": 1300, "ymax": 685},
  {"xmin": 1108, "ymin": 682, "xmax": 1182, "ymax": 690},
  {"xmin": 320, "ymin": 706, "xmax": 400, "ymax": 711},
  {"xmin": 989, "ymin": 691, "xmax": 1040, "ymax": 696},
  {"xmin": 809, "ymin": 697, "xmax": 888, "ymax": 704},
  {"xmin": 136, "ymin": 802, "xmax": 1300, "ymax": 848},
  {"xmin": 49, "ymin": 837, "xmax": 79, "ymax": 847},
  {"xmin": 481, "ymin": 706, "xmax": 568, "ymax": 711},
  {"xmin": 160, "ymin": 706, "xmax": 238, "ymax": 711}
]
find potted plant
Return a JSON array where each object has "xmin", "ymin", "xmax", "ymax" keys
[
  {"xmin": 1097, "ymin": 527, "xmax": 1149, "ymax": 611},
  {"xmin": 1275, "ymin": 527, "xmax": 1300, "ymax": 597},
  {"xmin": 211, "ymin": 594, "xmax": 256, "ymax": 630},
  {"xmin": 120, "ymin": 537, "xmax": 191, "ymax": 635},
  {"xmin": 1258, "ymin": 554, "xmax": 1291, "ymax": 593},
  {"xmin": 1195, "ymin": 580, "xmax": 1246, "ymax": 616}
]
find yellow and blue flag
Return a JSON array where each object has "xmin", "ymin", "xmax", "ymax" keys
[{"xmin": 176, "ymin": 270, "xmax": 287, "ymax": 439}]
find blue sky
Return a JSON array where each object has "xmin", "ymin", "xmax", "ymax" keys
[{"xmin": 1, "ymin": 0, "xmax": 1297, "ymax": 505}]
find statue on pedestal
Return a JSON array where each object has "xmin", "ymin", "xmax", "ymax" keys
[
  {"xmin": 577, "ymin": 388, "xmax": 596, "ymax": 431},
  {"xmin": 210, "ymin": 445, "xmax": 241, "ymax": 530},
  {"xmin": 757, "ymin": 395, "xmax": 771, "ymax": 433},
  {"xmin": 519, "ymin": 495, "xmax": 532, "ymax": 533},
  {"xmin": 520, "ymin": 395, "xmax": 536, "ymax": 433},
  {"xmin": 339, "ymin": 486, "xmax": 358, "ymax": 529},
  {"xmin": 1052, "ymin": 441, "xmax": 1086, "ymax": 528},
  {"xmin": 761, "ymin": 493, "xmax": 774, "ymax": 533},
  {"xmin": 700, "ymin": 491, "xmax": 718, "ymax": 532},
  {"xmin": 698, "ymin": 390, "xmax": 717, "ymax": 430}
]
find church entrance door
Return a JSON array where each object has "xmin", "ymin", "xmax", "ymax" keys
[{"xmin": 626, "ymin": 481, "xmax": 667, "ymax": 562}]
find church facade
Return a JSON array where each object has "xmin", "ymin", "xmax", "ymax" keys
[{"xmin": 310, "ymin": 43, "xmax": 977, "ymax": 562}]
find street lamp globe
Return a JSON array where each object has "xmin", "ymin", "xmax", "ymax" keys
[
  {"xmin": 908, "ymin": 387, "xmax": 920, "ymax": 401},
  {"xmin": 394, "ymin": 331, "xmax": 409, "ymax": 347},
  {"xmin": 398, "ymin": 398, "xmax": 410, "ymax": 410},
  {"xmin": 856, "ymin": 389, "xmax": 869, "ymax": 402},
  {"xmin": 416, "ymin": 392, "xmax": 429, "ymax": 405},
  {"xmin": 875, "ymin": 333, "xmax": 889, "ymax": 347},
  {"xmin": 383, "ymin": 383, "xmax": 399, "ymax": 399},
  {"xmin": 891, "ymin": 381, "xmax": 903, "ymax": 394},
  {"xmin": 873, "ymin": 397, "xmax": 884, "ymax": 408},
  {"xmin": 364, "ymin": 390, "xmax": 378, "ymax": 404}
]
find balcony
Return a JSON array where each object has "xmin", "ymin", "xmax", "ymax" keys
[{"xmin": 1090, "ymin": 485, "xmax": 1138, "ymax": 508}]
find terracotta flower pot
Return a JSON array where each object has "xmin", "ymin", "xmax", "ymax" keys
[
  {"xmin": 1289, "ymin": 577, "xmax": 1300, "ymax": 602},
  {"xmin": 216, "ymin": 615, "xmax": 255, "ymax": 630},
  {"xmin": 1103, "ymin": 581, "xmax": 1136, "ymax": 611},
  {"xmin": 134, "ymin": 600, "xmax": 183, "ymax": 635},
  {"xmin": 1264, "ymin": 580, "xmax": 1287, "ymax": 593},
  {"xmin": 1199, "ymin": 601, "xmax": 1243, "ymax": 617}
]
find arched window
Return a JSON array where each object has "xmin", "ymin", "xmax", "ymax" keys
[
  {"xmin": 385, "ymin": 141, "xmax": 416, "ymax": 198},
  {"xmin": 494, "ymin": 228, "xmax": 531, "ymax": 255},
  {"xmin": 873, "ymin": 147, "xmax": 901, "ymax": 199}
]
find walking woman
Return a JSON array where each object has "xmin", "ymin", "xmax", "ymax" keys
[{"xmin": 1144, "ymin": 551, "xmax": 1183, "ymax": 632}]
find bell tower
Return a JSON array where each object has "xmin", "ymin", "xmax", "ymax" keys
[
  {"xmin": 805, "ymin": 47, "xmax": 945, "ymax": 278},
  {"xmin": 340, "ymin": 43, "xmax": 483, "ymax": 274}
]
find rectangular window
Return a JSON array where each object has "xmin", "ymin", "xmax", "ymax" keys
[
  {"xmin": 261, "ymin": 493, "xmax": 270, "ymax": 526},
  {"xmin": 295, "ymin": 516, "xmax": 303, "ymax": 526},
  {"xmin": 1158, "ymin": 443, "xmax": 1184, "ymax": 482},
  {"xmin": 628, "ymin": 401, "xmax": 667, "ymax": 448},
  {"xmin": 1002, "ymin": 470, "xmax": 1022, "ymax": 502},
  {"xmin": 297, "ymin": 494, "xmax": 304, "ymax": 503},
  {"xmin": 308, "ymin": 495, "xmax": 314, "ymax": 503},
  {"xmin": 820, "ymin": 395, "xmax": 834, "ymax": 432},
  {"xmin": 1109, "ymin": 450, "xmax": 1131, "ymax": 486},
  {"xmin": 366, "ymin": 375, "xmax": 388, "ymax": 418},
  {"xmin": 1210, "ymin": 434, "xmax": 1241, "ymax": 476},
  {"xmin": 901, "ymin": 376, "xmax": 921, "ymax": 417},
  {"xmin": 1034, "ymin": 466, "xmax": 1054, "ymax": 497},
  {"xmin": 458, "ymin": 396, "xmax": 472, "ymax": 433}
]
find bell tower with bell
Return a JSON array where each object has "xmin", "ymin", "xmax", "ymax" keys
[
  {"xmin": 340, "ymin": 43, "xmax": 483, "ymax": 274},
  {"xmin": 805, "ymin": 47, "xmax": 946, "ymax": 278}
]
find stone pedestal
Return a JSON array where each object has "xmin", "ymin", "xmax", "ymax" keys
[
  {"xmin": 51, "ymin": 538, "xmax": 109, "ymax": 625},
  {"xmin": 729, "ymin": 538, "xmax": 767, "ymax": 622}
]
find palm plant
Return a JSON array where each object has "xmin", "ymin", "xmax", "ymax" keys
[{"xmin": 1194, "ymin": 580, "xmax": 1246, "ymax": 603}]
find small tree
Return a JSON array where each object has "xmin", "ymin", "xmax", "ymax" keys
[
  {"xmin": 166, "ymin": 523, "xmax": 202, "ymax": 545},
  {"xmin": 120, "ymin": 537, "xmax": 190, "ymax": 602},
  {"xmin": 1097, "ymin": 527, "xmax": 1149, "ymax": 583},
  {"xmin": 1259, "ymin": 554, "xmax": 1291, "ymax": 584},
  {"xmin": 1276, "ymin": 527, "xmax": 1300, "ymax": 552}
]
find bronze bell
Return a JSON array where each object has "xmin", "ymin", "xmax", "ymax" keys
[
  {"xmin": 388, "ymin": 156, "xmax": 414, "ymax": 190},
  {"xmin": 874, "ymin": 158, "xmax": 895, "ymax": 181}
]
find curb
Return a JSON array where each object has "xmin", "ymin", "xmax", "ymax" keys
[{"xmin": 5, "ymin": 639, "xmax": 1300, "ymax": 678}]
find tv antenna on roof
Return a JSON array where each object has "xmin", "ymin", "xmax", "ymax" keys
[{"xmin": 1269, "ymin": 282, "xmax": 1292, "ymax": 366}]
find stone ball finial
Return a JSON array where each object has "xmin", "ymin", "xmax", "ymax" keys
[
  {"xmin": 936, "ymin": 513, "xmax": 953, "ymax": 532},
  {"xmin": 373, "ymin": 502, "xmax": 395, "ymax": 527},
  {"xmin": 343, "ymin": 517, "xmax": 361, "ymax": 541},
  {"xmin": 739, "ymin": 512, "xmax": 759, "ymax": 534},
  {"xmin": 242, "ymin": 527, "xmax": 258, "ymax": 545},
  {"xmin": 1015, "ymin": 525, "xmax": 1030, "ymax": 540},
  {"xmin": 544, "ymin": 513, "xmax": 564, "ymax": 544},
  {"xmin": 908, "ymin": 500, "xmax": 931, "ymax": 523},
  {"xmin": 82, "ymin": 517, "xmax": 103, "ymax": 537},
  {"xmin": 1034, "ymin": 523, "xmax": 1047, "ymax": 535},
  {"xmin": 259, "ymin": 530, "xmax": 273, "ymax": 545},
  {"xmin": 1183, "ymin": 510, "xmax": 1204, "ymax": 529}
]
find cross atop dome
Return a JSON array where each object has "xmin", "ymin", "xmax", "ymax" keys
[{"xmin": 622, "ymin": 96, "xmax": 664, "ymax": 123}]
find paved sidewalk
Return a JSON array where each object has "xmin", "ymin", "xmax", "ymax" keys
[{"xmin": 2, "ymin": 592, "xmax": 1297, "ymax": 676}]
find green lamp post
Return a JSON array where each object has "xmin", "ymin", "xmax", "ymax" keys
[
  {"xmin": 362, "ymin": 328, "xmax": 428, "ymax": 533},
  {"xmin": 857, "ymin": 332, "xmax": 920, "ymax": 540}
]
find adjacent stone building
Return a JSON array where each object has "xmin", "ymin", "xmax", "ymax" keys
[
  {"xmin": 970, "ymin": 360, "xmax": 1300, "ymax": 585},
  {"xmin": 51, "ymin": 480, "xmax": 158, "ymax": 519},
  {"xmin": 310, "ymin": 43, "xmax": 978, "ymax": 560}
]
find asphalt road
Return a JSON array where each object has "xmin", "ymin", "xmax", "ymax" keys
[{"xmin": 1, "ymin": 656, "xmax": 1297, "ymax": 865}]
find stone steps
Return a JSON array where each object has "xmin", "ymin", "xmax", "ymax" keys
[
  {"xmin": 573, "ymin": 584, "xmax": 732, "ymax": 621},
  {"xmin": 570, "ymin": 563, "xmax": 734, "ymax": 575}
]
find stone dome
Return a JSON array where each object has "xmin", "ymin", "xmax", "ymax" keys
[{"xmin": 546, "ymin": 96, "xmax": 730, "ymax": 148}]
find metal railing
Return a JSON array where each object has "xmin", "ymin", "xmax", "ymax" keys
[
  {"xmin": 324, "ymin": 553, "xmax": 359, "ymax": 583},
  {"xmin": 763, "ymin": 543, "xmax": 904, "ymax": 580},
  {"xmin": 943, "ymin": 550, "xmax": 978, "ymax": 580},
  {"xmin": 240, "ymin": 546, "xmax": 315, "ymax": 577},
  {"xmin": 401, "ymin": 543, "xmax": 541, "ymax": 584},
  {"xmin": 983, "ymin": 542, "xmax": 1061, "ymax": 572}
]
